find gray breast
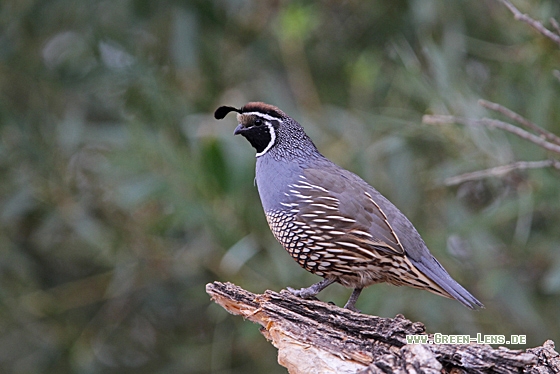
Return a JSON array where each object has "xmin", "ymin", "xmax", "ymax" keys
[{"xmin": 255, "ymin": 154, "xmax": 304, "ymax": 212}]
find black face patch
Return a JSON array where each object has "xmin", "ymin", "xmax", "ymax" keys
[
  {"xmin": 214, "ymin": 104, "xmax": 284, "ymax": 157},
  {"xmin": 235, "ymin": 121, "xmax": 273, "ymax": 154}
]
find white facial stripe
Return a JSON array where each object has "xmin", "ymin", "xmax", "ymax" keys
[
  {"xmin": 242, "ymin": 112, "xmax": 281, "ymax": 122},
  {"xmin": 255, "ymin": 121, "xmax": 276, "ymax": 157}
]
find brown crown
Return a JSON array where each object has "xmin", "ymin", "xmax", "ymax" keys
[{"xmin": 241, "ymin": 102, "xmax": 286, "ymax": 118}]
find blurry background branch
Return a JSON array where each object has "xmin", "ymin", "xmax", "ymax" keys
[
  {"xmin": 423, "ymin": 109, "xmax": 560, "ymax": 186},
  {"xmin": 478, "ymin": 99, "xmax": 560, "ymax": 145},
  {"xmin": 442, "ymin": 160, "xmax": 560, "ymax": 187},
  {"xmin": 423, "ymin": 0, "xmax": 560, "ymax": 185},
  {"xmin": 423, "ymin": 113, "xmax": 560, "ymax": 154},
  {"xmin": 499, "ymin": 0, "xmax": 560, "ymax": 47}
]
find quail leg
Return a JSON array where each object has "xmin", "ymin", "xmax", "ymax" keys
[
  {"xmin": 287, "ymin": 278, "xmax": 335, "ymax": 299},
  {"xmin": 343, "ymin": 288, "xmax": 363, "ymax": 312}
]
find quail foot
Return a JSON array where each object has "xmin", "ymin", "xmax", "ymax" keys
[{"xmin": 215, "ymin": 102, "xmax": 483, "ymax": 312}]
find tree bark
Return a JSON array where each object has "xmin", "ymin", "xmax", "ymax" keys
[{"xmin": 206, "ymin": 281, "xmax": 559, "ymax": 374}]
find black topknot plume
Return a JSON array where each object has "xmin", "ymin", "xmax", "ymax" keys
[{"xmin": 214, "ymin": 106, "xmax": 242, "ymax": 120}]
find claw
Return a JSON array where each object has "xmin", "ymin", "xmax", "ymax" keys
[{"xmin": 286, "ymin": 278, "xmax": 335, "ymax": 299}]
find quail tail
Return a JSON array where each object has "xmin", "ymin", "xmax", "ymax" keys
[{"xmin": 413, "ymin": 256, "xmax": 483, "ymax": 309}]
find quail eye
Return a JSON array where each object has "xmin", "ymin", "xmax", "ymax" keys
[{"xmin": 254, "ymin": 118, "xmax": 264, "ymax": 126}]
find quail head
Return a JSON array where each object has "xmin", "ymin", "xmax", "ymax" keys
[{"xmin": 215, "ymin": 102, "xmax": 483, "ymax": 311}]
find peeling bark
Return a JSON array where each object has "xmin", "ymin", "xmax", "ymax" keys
[{"xmin": 206, "ymin": 281, "xmax": 559, "ymax": 374}]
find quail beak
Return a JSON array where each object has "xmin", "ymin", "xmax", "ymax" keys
[{"xmin": 233, "ymin": 123, "xmax": 245, "ymax": 135}]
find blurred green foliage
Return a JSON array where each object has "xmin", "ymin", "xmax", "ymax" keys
[{"xmin": 1, "ymin": 0, "xmax": 560, "ymax": 373}]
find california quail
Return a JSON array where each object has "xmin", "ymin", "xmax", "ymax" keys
[{"xmin": 215, "ymin": 102, "xmax": 483, "ymax": 311}]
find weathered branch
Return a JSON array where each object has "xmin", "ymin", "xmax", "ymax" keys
[
  {"xmin": 498, "ymin": 0, "xmax": 560, "ymax": 47},
  {"xmin": 206, "ymin": 281, "xmax": 559, "ymax": 374}
]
